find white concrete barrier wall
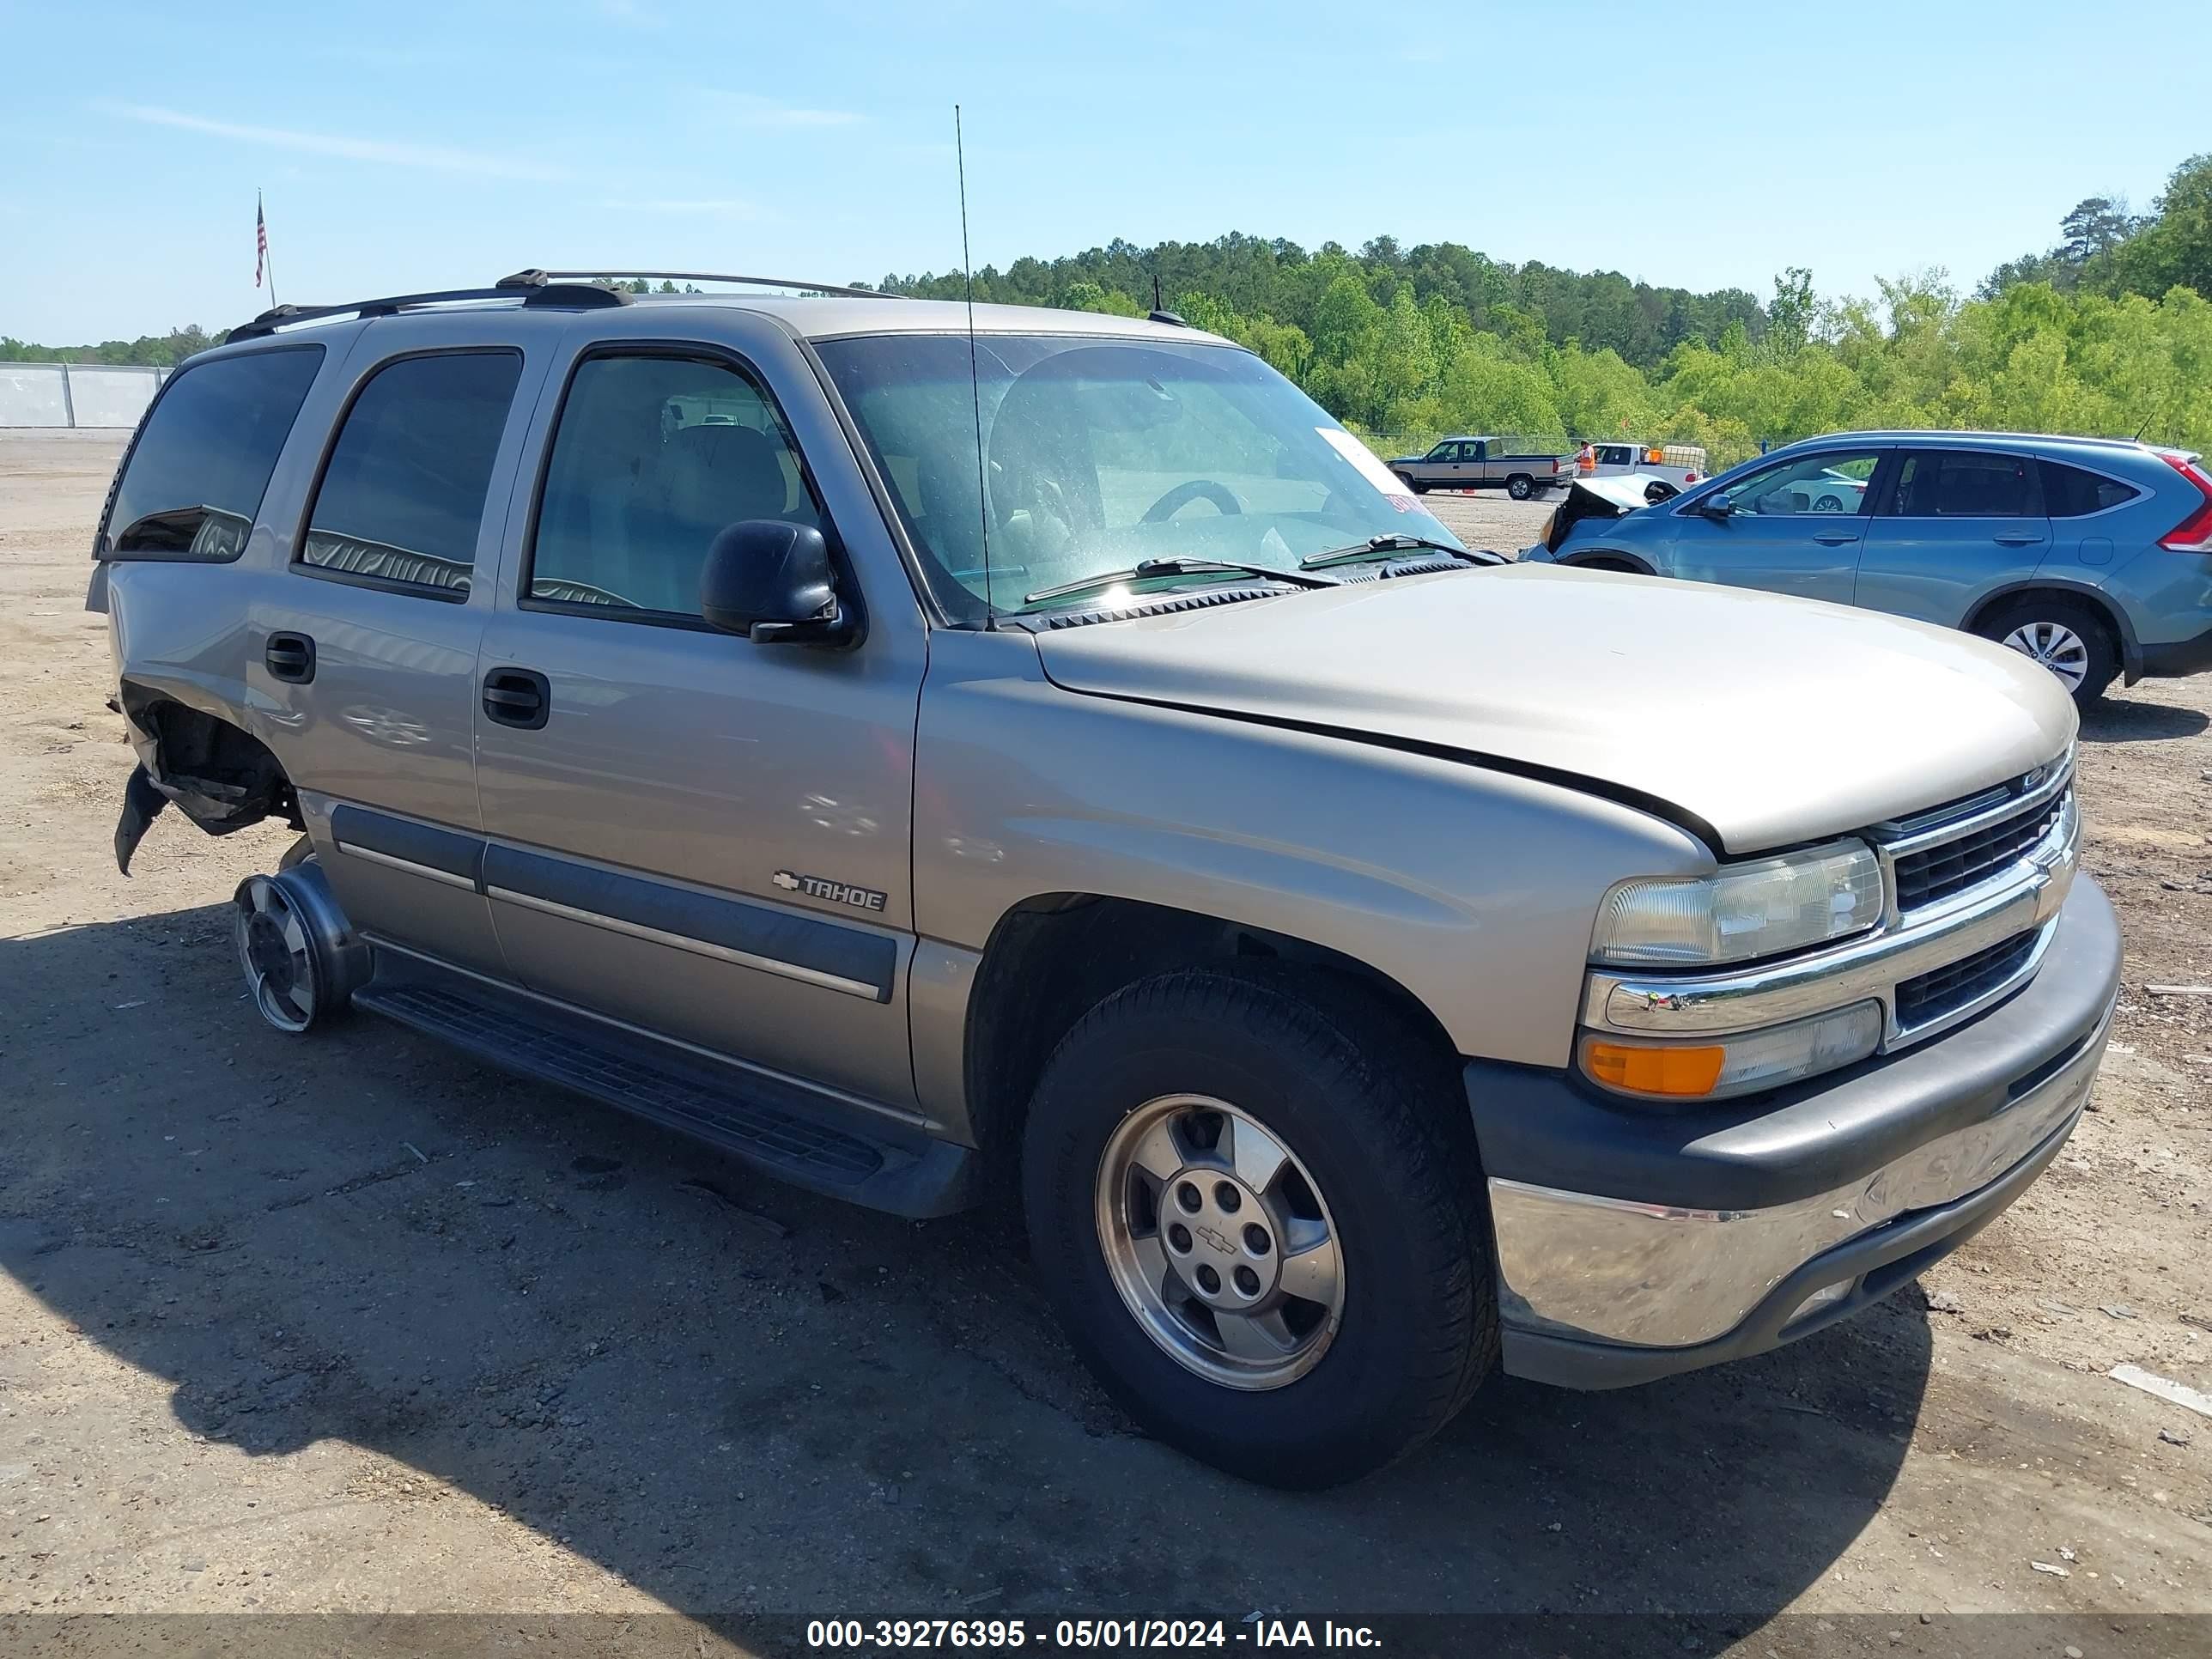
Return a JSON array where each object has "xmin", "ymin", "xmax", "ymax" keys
[
  {"xmin": 0, "ymin": 362, "xmax": 167, "ymax": 428},
  {"xmin": 0, "ymin": 364, "xmax": 72, "ymax": 427}
]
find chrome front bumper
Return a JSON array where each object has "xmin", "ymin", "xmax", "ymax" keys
[{"xmin": 1468, "ymin": 878, "xmax": 2122, "ymax": 1388}]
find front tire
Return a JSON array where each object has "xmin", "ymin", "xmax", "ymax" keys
[
  {"xmin": 1974, "ymin": 596, "xmax": 2118, "ymax": 708},
  {"xmin": 1021, "ymin": 969, "xmax": 1496, "ymax": 1487},
  {"xmin": 1395, "ymin": 472, "xmax": 1428, "ymax": 496},
  {"xmin": 1506, "ymin": 474, "xmax": 1534, "ymax": 501}
]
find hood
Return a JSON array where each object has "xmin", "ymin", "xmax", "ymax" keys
[
  {"xmin": 1540, "ymin": 475, "xmax": 1671, "ymax": 551},
  {"xmin": 1030, "ymin": 565, "xmax": 2076, "ymax": 854}
]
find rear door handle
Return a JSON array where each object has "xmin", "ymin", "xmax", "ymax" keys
[
  {"xmin": 482, "ymin": 667, "xmax": 550, "ymax": 730},
  {"xmin": 1994, "ymin": 532, "xmax": 2046, "ymax": 546},
  {"xmin": 1812, "ymin": 530, "xmax": 1862, "ymax": 545},
  {"xmin": 264, "ymin": 631, "xmax": 316, "ymax": 684}
]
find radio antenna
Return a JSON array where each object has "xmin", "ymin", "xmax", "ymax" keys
[{"xmin": 956, "ymin": 105, "xmax": 995, "ymax": 628}]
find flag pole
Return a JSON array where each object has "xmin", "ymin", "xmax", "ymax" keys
[{"xmin": 258, "ymin": 191, "xmax": 278, "ymax": 309}]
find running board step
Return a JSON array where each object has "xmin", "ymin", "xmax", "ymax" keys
[{"xmin": 350, "ymin": 975, "xmax": 975, "ymax": 1216}]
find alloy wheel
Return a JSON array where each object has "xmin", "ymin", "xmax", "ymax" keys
[
  {"xmin": 234, "ymin": 874, "xmax": 320, "ymax": 1033},
  {"xmin": 1094, "ymin": 1094, "xmax": 1345, "ymax": 1389},
  {"xmin": 2000, "ymin": 619, "xmax": 2091, "ymax": 692}
]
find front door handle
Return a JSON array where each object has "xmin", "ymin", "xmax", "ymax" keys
[
  {"xmin": 265, "ymin": 631, "xmax": 316, "ymax": 684},
  {"xmin": 1812, "ymin": 530, "xmax": 1862, "ymax": 545},
  {"xmin": 482, "ymin": 667, "xmax": 550, "ymax": 730}
]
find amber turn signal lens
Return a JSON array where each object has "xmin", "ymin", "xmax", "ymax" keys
[{"xmin": 1582, "ymin": 1040, "xmax": 1727, "ymax": 1098}]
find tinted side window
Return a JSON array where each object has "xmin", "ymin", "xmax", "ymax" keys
[
  {"xmin": 2041, "ymin": 459, "xmax": 2138, "ymax": 517},
  {"xmin": 1891, "ymin": 451, "xmax": 2037, "ymax": 517},
  {"xmin": 301, "ymin": 352, "xmax": 523, "ymax": 595},
  {"xmin": 102, "ymin": 346, "xmax": 324, "ymax": 560},
  {"xmin": 528, "ymin": 354, "xmax": 821, "ymax": 617}
]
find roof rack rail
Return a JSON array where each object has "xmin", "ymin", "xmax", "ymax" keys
[
  {"xmin": 228, "ymin": 280, "xmax": 629, "ymax": 343},
  {"xmin": 517, "ymin": 268, "xmax": 890, "ymax": 300}
]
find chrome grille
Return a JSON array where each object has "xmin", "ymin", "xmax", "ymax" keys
[
  {"xmin": 1894, "ymin": 930, "xmax": 2039, "ymax": 1029},
  {"xmin": 1893, "ymin": 787, "xmax": 2069, "ymax": 911},
  {"xmin": 1893, "ymin": 787, "xmax": 2061, "ymax": 915},
  {"xmin": 1884, "ymin": 761, "xmax": 2070, "ymax": 915}
]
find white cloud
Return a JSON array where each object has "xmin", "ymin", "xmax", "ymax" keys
[
  {"xmin": 95, "ymin": 102, "xmax": 571, "ymax": 182},
  {"xmin": 708, "ymin": 93, "xmax": 864, "ymax": 129},
  {"xmin": 595, "ymin": 198, "xmax": 762, "ymax": 217}
]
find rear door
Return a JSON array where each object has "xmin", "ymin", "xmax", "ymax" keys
[
  {"xmin": 1662, "ymin": 446, "xmax": 1891, "ymax": 603},
  {"xmin": 256, "ymin": 321, "xmax": 550, "ymax": 975},
  {"xmin": 1856, "ymin": 448, "xmax": 2050, "ymax": 625}
]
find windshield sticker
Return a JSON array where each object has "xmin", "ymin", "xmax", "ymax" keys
[{"xmin": 1317, "ymin": 427, "xmax": 1418, "ymax": 513}]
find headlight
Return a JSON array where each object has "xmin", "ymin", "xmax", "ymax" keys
[
  {"xmin": 1580, "ymin": 1000, "xmax": 1884, "ymax": 1102},
  {"xmin": 1590, "ymin": 841, "xmax": 1883, "ymax": 968}
]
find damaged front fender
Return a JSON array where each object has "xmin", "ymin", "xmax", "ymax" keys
[{"xmin": 113, "ymin": 684, "xmax": 298, "ymax": 875}]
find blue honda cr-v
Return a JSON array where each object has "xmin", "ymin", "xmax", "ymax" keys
[{"xmin": 1525, "ymin": 430, "xmax": 2212, "ymax": 707}]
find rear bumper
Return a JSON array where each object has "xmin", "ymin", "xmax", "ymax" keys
[
  {"xmin": 2138, "ymin": 620, "xmax": 2212, "ymax": 678},
  {"xmin": 1467, "ymin": 878, "xmax": 2121, "ymax": 1389}
]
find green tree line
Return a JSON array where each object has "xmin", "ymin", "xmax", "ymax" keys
[
  {"xmin": 1, "ymin": 326, "xmax": 224, "ymax": 368},
  {"xmin": 885, "ymin": 232, "xmax": 1767, "ymax": 374},
  {"xmin": 10, "ymin": 155, "xmax": 2209, "ymax": 466},
  {"xmin": 882, "ymin": 153, "xmax": 2212, "ymax": 468}
]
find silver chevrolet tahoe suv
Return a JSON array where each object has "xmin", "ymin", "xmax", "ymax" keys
[{"xmin": 88, "ymin": 270, "xmax": 2121, "ymax": 1488}]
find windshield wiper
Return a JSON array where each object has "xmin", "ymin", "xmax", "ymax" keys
[
  {"xmin": 1021, "ymin": 557, "xmax": 1337, "ymax": 607},
  {"xmin": 1298, "ymin": 534, "xmax": 1493, "ymax": 570}
]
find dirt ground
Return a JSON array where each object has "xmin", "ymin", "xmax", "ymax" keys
[{"xmin": 2, "ymin": 432, "xmax": 2209, "ymax": 1654}]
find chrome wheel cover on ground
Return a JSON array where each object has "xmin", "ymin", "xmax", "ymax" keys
[
  {"xmin": 1095, "ymin": 1094, "xmax": 1346, "ymax": 1390},
  {"xmin": 234, "ymin": 874, "xmax": 320, "ymax": 1033},
  {"xmin": 2001, "ymin": 620, "xmax": 2091, "ymax": 692}
]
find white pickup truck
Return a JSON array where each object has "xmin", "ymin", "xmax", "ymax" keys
[{"xmin": 1577, "ymin": 440, "xmax": 1708, "ymax": 495}]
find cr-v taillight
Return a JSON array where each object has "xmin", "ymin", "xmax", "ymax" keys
[{"xmin": 2155, "ymin": 448, "xmax": 2212, "ymax": 551}]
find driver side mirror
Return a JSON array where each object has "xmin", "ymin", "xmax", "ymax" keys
[
  {"xmin": 699, "ymin": 521, "xmax": 857, "ymax": 646},
  {"xmin": 1698, "ymin": 491, "xmax": 1735, "ymax": 520}
]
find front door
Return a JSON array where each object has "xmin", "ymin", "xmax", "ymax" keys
[
  {"xmin": 1855, "ymin": 448, "xmax": 2051, "ymax": 626},
  {"xmin": 1663, "ymin": 446, "xmax": 1891, "ymax": 604},
  {"xmin": 471, "ymin": 327, "xmax": 927, "ymax": 1108}
]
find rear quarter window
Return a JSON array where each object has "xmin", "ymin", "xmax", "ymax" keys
[
  {"xmin": 2041, "ymin": 459, "xmax": 2139, "ymax": 517},
  {"xmin": 100, "ymin": 345, "xmax": 325, "ymax": 560}
]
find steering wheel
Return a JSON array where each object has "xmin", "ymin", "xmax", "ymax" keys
[{"xmin": 1140, "ymin": 479, "xmax": 1243, "ymax": 524}]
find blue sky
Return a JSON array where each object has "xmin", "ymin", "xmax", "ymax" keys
[{"xmin": 2, "ymin": 0, "xmax": 2202, "ymax": 343}]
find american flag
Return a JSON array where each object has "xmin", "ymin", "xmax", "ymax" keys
[{"xmin": 255, "ymin": 195, "xmax": 268, "ymax": 288}]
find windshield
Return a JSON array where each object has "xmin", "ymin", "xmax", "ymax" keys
[{"xmin": 813, "ymin": 333, "xmax": 1465, "ymax": 619}]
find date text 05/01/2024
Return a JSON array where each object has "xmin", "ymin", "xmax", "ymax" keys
[{"xmin": 805, "ymin": 1619, "xmax": 1383, "ymax": 1650}]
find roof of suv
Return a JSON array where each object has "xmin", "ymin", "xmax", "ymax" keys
[
  {"xmin": 1791, "ymin": 429, "xmax": 2164, "ymax": 459},
  {"xmin": 223, "ymin": 284, "xmax": 1227, "ymax": 350},
  {"xmin": 663, "ymin": 293, "xmax": 1218, "ymax": 341}
]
